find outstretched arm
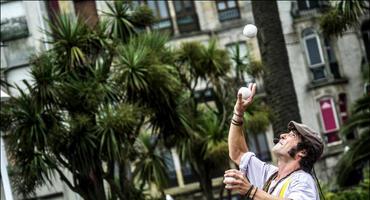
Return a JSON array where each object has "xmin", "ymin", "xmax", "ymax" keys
[{"xmin": 228, "ymin": 83, "xmax": 256, "ymax": 165}]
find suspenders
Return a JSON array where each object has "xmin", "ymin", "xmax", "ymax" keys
[
  {"xmin": 279, "ymin": 178, "xmax": 292, "ymax": 197},
  {"xmin": 262, "ymin": 170, "xmax": 299, "ymax": 197}
]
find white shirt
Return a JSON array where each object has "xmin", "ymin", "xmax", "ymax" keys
[{"xmin": 239, "ymin": 152, "xmax": 320, "ymax": 200}]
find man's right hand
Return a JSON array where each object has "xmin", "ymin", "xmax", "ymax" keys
[{"xmin": 234, "ymin": 83, "xmax": 257, "ymax": 115}]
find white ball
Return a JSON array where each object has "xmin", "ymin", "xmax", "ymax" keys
[
  {"xmin": 238, "ymin": 87, "xmax": 251, "ymax": 100},
  {"xmin": 224, "ymin": 177, "xmax": 236, "ymax": 182},
  {"xmin": 243, "ymin": 24, "xmax": 257, "ymax": 38},
  {"xmin": 224, "ymin": 177, "xmax": 236, "ymax": 188}
]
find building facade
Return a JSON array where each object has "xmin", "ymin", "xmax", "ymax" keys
[{"xmin": 1, "ymin": 0, "xmax": 368, "ymax": 199}]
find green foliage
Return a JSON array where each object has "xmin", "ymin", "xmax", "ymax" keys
[
  {"xmin": 133, "ymin": 132, "xmax": 168, "ymax": 191},
  {"xmin": 1, "ymin": 1, "xmax": 271, "ymax": 199},
  {"xmin": 130, "ymin": 5, "xmax": 157, "ymax": 28},
  {"xmin": 337, "ymin": 94, "xmax": 370, "ymax": 187},
  {"xmin": 0, "ymin": 3, "xmax": 167, "ymax": 199},
  {"xmin": 324, "ymin": 167, "xmax": 370, "ymax": 200},
  {"xmin": 320, "ymin": 0, "xmax": 369, "ymax": 37}
]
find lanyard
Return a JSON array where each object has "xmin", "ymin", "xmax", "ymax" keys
[{"xmin": 263, "ymin": 169, "xmax": 300, "ymax": 195}]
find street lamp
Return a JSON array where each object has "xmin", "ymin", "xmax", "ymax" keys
[{"xmin": 1, "ymin": 89, "xmax": 14, "ymax": 200}]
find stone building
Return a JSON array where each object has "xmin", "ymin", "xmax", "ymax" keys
[{"xmin": 1, "ymin": 0, "xmax": 368, "ymax": 199}]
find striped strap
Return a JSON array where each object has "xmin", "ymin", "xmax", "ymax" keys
[{"xmin": 279, "ymin": 177, "xmax": 292, "ymax": 198}]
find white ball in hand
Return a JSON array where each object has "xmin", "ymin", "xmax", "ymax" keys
[
  {"xmin": 224, "ymin": 177, "xmax": 236, "ymax": 188},
  {"xmin": 238, "ymin": 87, "xmax": 251, "ymax": 100},
  {"xmin": 243, "ymin": 24, "xmax": 257, "ymax": 38}
]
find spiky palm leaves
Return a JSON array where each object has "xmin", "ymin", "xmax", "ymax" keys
[
  {"xmin": 114, "ymin": 32, "xmax": 187, "ymax": 146},
  {"xmin": 102, "ymin": 1, "xmax": 155, "ymax": 42},
  {"xmin": 133, "ymin": 132, "xmax": 168, "ymax": 193},
  {"xmin": 176, "ymin": 39, "xmax": 231, "ymax": 90},
  {"xmin": 337, "ymin": 94, "xmax": 370, "ymax": 187},
  {"xmin": 0, "ymin": 4, "xmax": 168, "ymax": 198},
  {"xmin": 320, "ymin": 0, "xmax": 369, "ymax": 37}
]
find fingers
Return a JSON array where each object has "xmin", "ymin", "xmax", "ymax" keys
[
  {"xmin": 251, "ymin": 83, "xmax": 256, "ymax": 97},
  {"xmin": 224, "ymin": 170, "xmax": 245, "ymax": 180},
  {"xmin": 237, "ymin": 92, "xmax": 242, "ymax": 102},
  {"xmin": 224, "ymin": 178, "xmax": 244, "ymax": 186}
]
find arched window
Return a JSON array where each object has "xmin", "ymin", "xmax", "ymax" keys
[{"xmin": 302, "ymin": 28, "xmax": 326, "ymax": 81}]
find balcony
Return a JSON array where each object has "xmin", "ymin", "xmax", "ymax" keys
[
  {"xmin": 291, "ymin": 1, "xmax": 330, "ymax": 19},
  {"xmin": 218, "ymin": 7, "xmax": 240, "ymax": 22}
]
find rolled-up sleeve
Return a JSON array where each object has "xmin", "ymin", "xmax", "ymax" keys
[{"xmin": 239, "ymin": 152, "xmax": 277, "ymax": 188}]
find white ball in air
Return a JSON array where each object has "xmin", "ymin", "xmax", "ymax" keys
[
  {"xmin": 243, "ymin": 24, "xmax": 257, "ymax": 38},
  {"xmin": 238, "ymin": 87, "xmax": 251, "ymax": 100}
]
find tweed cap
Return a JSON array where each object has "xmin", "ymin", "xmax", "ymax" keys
[{"xmin": 288, "ymin": 121, "xmax": 324, "ymax": 159}]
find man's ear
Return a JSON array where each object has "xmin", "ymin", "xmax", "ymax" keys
[{"xmin": 297, "ymin": 150, "xmax": 307, "ymax": 158}]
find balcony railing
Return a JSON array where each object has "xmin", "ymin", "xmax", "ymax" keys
[{"xmin": 218, "ymin": 7, "xmax": 240, "ymax": 22}]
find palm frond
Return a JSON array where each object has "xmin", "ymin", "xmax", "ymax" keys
[
  {"xmin": 200, "ymin": 38, "xmax": 231, "ymax": 80},
  {"xmin": 103, "ymin": 1, "xmax": 136, "ymax": 42},
  {"xmin": 133, "ymin": 132, "xmax": 168, "ymax": 190},
  {"xmin": 320, "ymin": 0, "xmax": 369, "ymax": 37},
  {"xmin": 29, "ymin": 52, "xmax": 61, "ymax": 107},
  {"xmin": 96, "ymin": 103, "xmax": 141, "ymax": 160},
  {"xmin": 337, "ymin": 129, "xmax": 370, "ymax": 186}
]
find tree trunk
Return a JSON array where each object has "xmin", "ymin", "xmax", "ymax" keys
[
  {"xmin": 78, "ymin": 169, "xmax": 107, "ymax": 200},
  {"xmin": 197, "ymin": 164, "xmax": 214, "ymax": 200},
  {"xmin": 251, "ymin": 0, "xmax": 301, "ymax": 134}
]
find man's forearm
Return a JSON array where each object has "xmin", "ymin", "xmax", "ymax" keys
[{"xmin": 228, "ymin": 118, "xmax": 248, "ymax": 164}]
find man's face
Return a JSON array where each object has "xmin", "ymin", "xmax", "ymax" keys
[{"xmin": 272, "ymin": 130, "xmax": 301, "ymax": 157}]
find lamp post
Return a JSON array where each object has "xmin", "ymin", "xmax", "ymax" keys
[{"xmin": 1, "ymin": 89, "xmax": 14, "ymax": 200}]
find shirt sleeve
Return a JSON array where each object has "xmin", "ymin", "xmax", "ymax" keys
[
  {"xmin": 286, "ymin": 176, "xmax": 318, "ymax": 200},
  {"xmin": 239, "ymin": 152, "xmax": 278, "ymax": 188}
]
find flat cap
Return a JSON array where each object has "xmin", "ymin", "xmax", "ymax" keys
[{"xmin": 288, "ymin": 121, "xmax": 324, "ymax": 159}]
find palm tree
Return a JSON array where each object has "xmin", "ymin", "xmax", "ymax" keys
[
  {"xmin": 174, "ymin": 39, "xmax": 271, "ymax": 200},
  {"xmin": 336, "ymin": 94, "xmax": 370, "ymax": 187},
  {"xmin": 251, "ymin": 0, "xmax": 301, "ymax": 134},
  {"xmin": 0, "ymin": 2, "xmax": 184, "ymax": 199},
  {"xmin": 320, "ymin": 0, "xmax": 369, "ymax": 37}
]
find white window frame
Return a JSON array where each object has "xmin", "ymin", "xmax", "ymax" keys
[{"xmin": 303, "ymin": 32, "xmax": 325, "ymax": 68}]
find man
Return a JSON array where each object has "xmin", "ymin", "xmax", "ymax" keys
[{"xmin": 224, "ymin": 83, "xmax": 324, "ymax": 200}]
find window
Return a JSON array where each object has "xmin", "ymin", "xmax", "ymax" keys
[
  {"xmin": 162, "ymin": 149, "xmax": 178, "ymax": 188},
  {"xmin": 0, "ymin": 1, "xmax": 29, "ymax": 42},
  {"xmin": 297, "ymin": 0, "xmax": 328, "ymax": 11},
  {"xmin": 174, "ymin": 1, "xmax": 199, "ymax": 33},
  {"xmin": 338, "ymin": 93, "xmax": 355, "ymax": 140},
  {"xmin": 73, "ymin": 0, "xmax": 98, "ymax": 27},
  {"xmin": 298, "ymin": 0, "xmax": 319, "ymax": 10},
  {"xmin": 181, "ymin": 161, "xmax": 197, "ymax": 184},
  {"xmin": 319, "ymin": 97, "xmax": 341, "ymax": 143},
  {"xmin": 324, "ymin": 38, "xmax": 341, "ymax": 79},
  {"xmin": 302, "ymin": 28, "xmax": 343, "ymax": 82},
  {"xmin": 247, "ymin": 132, "xmax": 272, "ymax": 161},
  {"xmin": 216, "ymin": 0, "xmax": 240, "ymax": 22},
  {"xmin": 303, "ymin": 29, "xmax": 324, "ymax": 67},
  {"xmin": 226, "ymin": 42, "xmax": 252, "ymax": 81},
  {"xmin": 146, "ymin": 1, "xmax": 173, "ymax": 33}
]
